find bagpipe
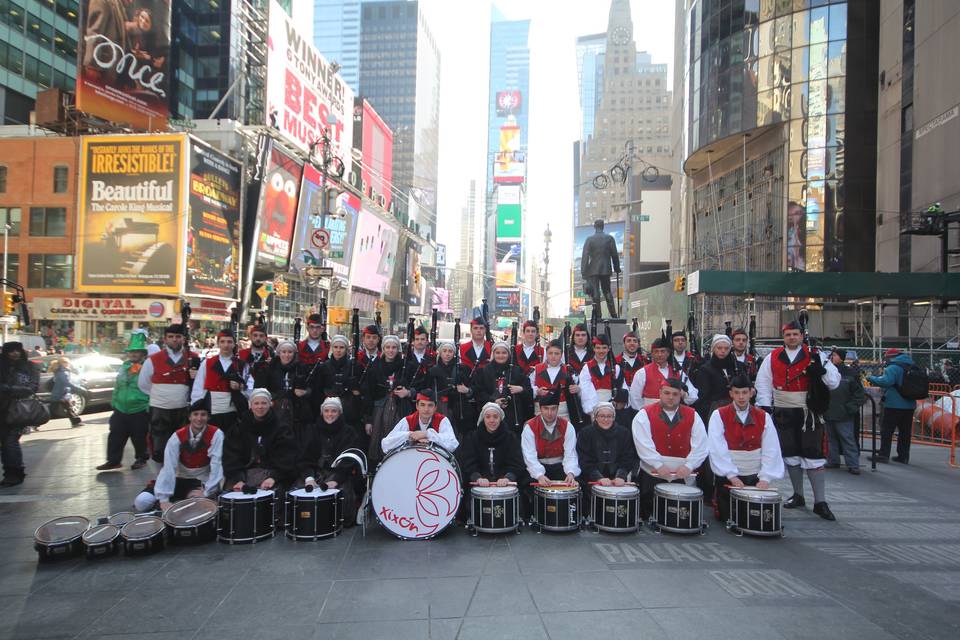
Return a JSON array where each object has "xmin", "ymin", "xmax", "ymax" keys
[{"xmin": 561, "ymin": 321, "xmax": 584, "ymax": 425}]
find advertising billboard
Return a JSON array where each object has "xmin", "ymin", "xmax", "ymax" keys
[
  {"xmin": 572, "ymin": 222, "xmax": 624, "ymax": 304},
  {"xmin": 496, "ymin": 288, "xmax": 521, "ymax": 316},
  {"xmin": 354, "ymin": 98, "xmax": 394, "ymax": 211},
  {"xmin": 349, "ymin": 207, "xmax": 400, "ymax": 294},
  {"xmin": 496, "ymin": 90, "xmax": 522, "ymax": 117},
  {"xmin": 290, "ymin": 163, "xmax": 359, "ymax": 282},
  {"xmin": 254, "ymin": 141, "xmax": 303, "ymax": 269},
  {"xmin": 77, "ymin": 0, "xmax": 171, "ymax": 130},
  {"xmin": 185, "ymin": 140, "xmax": 241, "ymax": 300},
  {"xmin": 266, "ymin": 0, "xmax": 354, "ymax": 166},
  {"xmin": 496, "ymin": 204, "xmax": 522, "ymax": 240},
  {"xmin": 405, "ymin": 240, "xmax": 422, "ymax": 307},
  {"xmin": 76, "ymin": 134, "xmax": 186, "ymax": 293},
  {"xmin": 494, "ymin": 116, "xmax": 525, "ymax": 184}
]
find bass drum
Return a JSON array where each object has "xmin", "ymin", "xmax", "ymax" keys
[{"xmin": 371, "ymin": 443, "xmax": 462, "ymax": 540}]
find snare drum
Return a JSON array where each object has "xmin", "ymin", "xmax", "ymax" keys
[
  {"xmin": 729, "ymin": 488, "xmax": 783, "ymax": 537},
  {"xmin": 217, "ymin": 490, "xmax": 276, "ymax": 544},
  {"xmin": 34, "ymin": 516, "xmax": 90, "ymax": 560},
  {"xmin": 163, "ymin": 497, "xmax": 218, "ymax": 543},
  {"xmin": 120, "ymin": 516, "xmax": 166, "ymax": 555},
  {"xmin": 470, "ymin": 486, "xmax": 520, "ymax": 534},
  {"xmin": 532, "ymin": 485, "xmax": 580, "ymax": 532},
  {"xmin": 82, "ymin": 524, "xmax": 120, "ymax": 559},
  {"xmin": 285, "ymin": 487, "xmax": 342, "ymax": 541},
  {"xmin": 107, "ymin": 512, "xmax": 137, "ymax": 527},
  {"xmin": 652, "ymin": 483, "xmax": 704, "ymax": 534},
  {"xmin": 372, "ymin": 443, "xmax": 462, "ymax": 540},
  {"xmin": 591, "ymin": 485, "xmax": 640, "ymax": 533}
]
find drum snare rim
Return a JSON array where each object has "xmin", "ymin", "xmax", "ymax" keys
[{"xmin": 34, "ymin": 516, "xmax": 91, "ymax": 545}]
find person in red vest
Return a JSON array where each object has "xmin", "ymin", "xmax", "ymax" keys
[
  {"xmin": 298, "ymin": 312, "xmax": 330, "ymax": 366},
  {"xmin": 566, "ymin": 323, "xmax": 592, "ymax": 374},
  {"xmin": 381, "ymin": 389, "xmax": 459, "ymax": 453},
  {"xmin": 514, "ymin": 320, "xmax": 544, "ymax": 376},
  {"xmin": 731, "ymin": 329, "xmax": 758, "ymax": 380},
  {"xmin": 520, "ymin": 393, "xmax": 580, "ymax": 486},
  {"xmin": 616, "ymin": 331, "xmax": 646, "ymax": 426},
  {"xmin": 191, "ymin": 329, "xmax": 252, "ymax": 436},
  {"xmin": 578, "ymin": 335, "xmax": 626, "ymax": 416},
  {"xmin": 239, "ymin": 324, "xmax": 273, "ymax": 387},
  {"xmin": 357, "ymin": 324, "xmax": 382, "ymax": 368},
  {"xmin": 708, "ymin": 374, "xmax": 784, "ymax": 522},
  {"xmin": 631, "ymin": 378, "xmax": 709, "ymax": 517},
  {"xmin": 460, "ymin": 318, "xmax": 492, "ymax": 372},
  {"xmin": 756, "ymin": 321, "xmax": 840, "ymax": 520},
  {"xmin": 137, "ymin": 324, "xmax": 199, "ymax": 463},
  {"xmin": 628, "ymin": 338, "xmax": 698, "ymax": 410},
  {"xmin": 670, "ymin": 330, "xmax": 700, "ymax": 377},
  {"xmin": 530, "ymin": 339, "xmax": 581, "ymax": 424},
  {"xmin": 133, "ymin": 394, "xmax": 224, "ymax": 512}
]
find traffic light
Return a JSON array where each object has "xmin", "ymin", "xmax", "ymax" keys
[
  {"xmin": 274, "ymin": 280, "xmax": 289, "ymax": 297},
  {"xmin": 674, "ymin": 275, "xmax": 686, "ymax": 292},
  {"xmin": 2, "ymin": 292, "xmax": 14, "ymax": 315},
  {"xmin": 414, "ymin": 268, "xmax": 421, "ymax": 288},
  {"xmin": 628, "ymin": 233, "xmax": 636, "ymax": 257}
]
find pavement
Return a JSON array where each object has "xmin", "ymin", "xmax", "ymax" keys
[{"xmin": 1, "ymin": 411, "xmax": 959, "ymax": 640}]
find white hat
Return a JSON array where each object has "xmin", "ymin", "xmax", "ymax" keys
[
  {"xmin": 492, "ymin": 341, "xmax": 511, "ymax": 354},
  {"xmin": 437, "ymin": 340, "xmax": 455, "ymax": 351},
  {"xmin": 277, "ymin": 339, "xmax": 297, "ymax": 352},
  {"xmin": 330, "ymin": 335, "xmax": 350, "ymax": 348},
  {"xmin": 382, "ymin": 335, "xmax": 401, "ymax": 347},
  {"xmin": 711, "ymin": 334, "xmax": 732, "ymax": 349},
  {"xmin": 476, "ymin": 402, "xmax": 505, "ymax": 425},
  {"xmin": 249, "ymin": 388, "xmax": 272, "ymax": 403},
  {"xmin": 321, "ymin": 396, "xmax": 343, "ymax": 413},
  {"xmin": 592, "ymin": 401, "xmax": 617, "ymax": 419},
  {"xmin": 133, "ymin": 491, "xmax": 157, "ymax": 512}
]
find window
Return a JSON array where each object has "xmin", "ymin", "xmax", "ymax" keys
[
  {"xmin": 29, "ymin": 207, "xmax": 66, "ymax": 236},
  {"xmin": 28, "ymin": 254, "xmax": 72, "ymax": 289},
  {"xmin": 53, "ymin": 166, "xmax": 68, "ymax": 193},
  {"xmin": 3, "ymin": 253, "xmax": 17, "ymax": 282},
  {"xmin": 0, "ymin": 207, "xmax": 22, "ymax": 235},
  {"xmin": 0, "ymin": 165, "xmax": 6, "ymax": 192}
]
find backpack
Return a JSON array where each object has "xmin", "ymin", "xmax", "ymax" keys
[{"xmin": 895, "ymin": 363, "xmax": 929, "ymax": 400}]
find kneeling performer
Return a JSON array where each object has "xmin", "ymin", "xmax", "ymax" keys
[{"xmin": 381, "ymin": 389, "xmax": 459, "ymax": 454}]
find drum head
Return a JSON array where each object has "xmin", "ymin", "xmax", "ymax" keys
[
  {"xmin": 592, "ymin": 484, "xmax": 639, "ymax": 498},
  {"xmin": 82, "ymin": 524, "xmax": 120, "ymax": 544},
  {"xmin": 121, "ymin": 516, "xmax": 165, "ymax": 540},
  {"xmin": 163, "ymin": 497, "xmax": 218, "ymax": 527},
  {"xmin": 535, "ymin": 485, "xmax": 579, "ymax": 499},
  {"xmin": 333, "ymin": 449, "xmax": 368, "ymax": 475},
  {"xmin": 35, "ymin": 516, "xmax": 90, "ymax": 544},
  {"xmin": 731, "ymin": 488, "xmax": 781, "ymax": 502},
  {"xmin": 654, "ymin": 483, "xmax": 702, "ymax": 499},
  {"xmin": 372, "ymin": 445, "xmax": 461, "ymax": 539},
  {"xmin": 220, "ymin": 490, "xmax": 274, "ymax": 501},
  {"xmin": 107, "ymin": 512, "xmax": 137, "ymax": 526},
  {"xmin": 471, "ymin": 486, "xmax": 518, "ymax": 499},
  {"xmin": 289, "ymin": 487, "xmax": 340, "ymax": 499}
]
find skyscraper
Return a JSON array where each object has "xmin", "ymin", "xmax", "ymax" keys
[
  {"xmin": 576, "ymin": 33, "xmax": 606, "ymax": 143},
  {"xmin": 313, "ymin": 0, "xmax": 362, "ymax": 92}
]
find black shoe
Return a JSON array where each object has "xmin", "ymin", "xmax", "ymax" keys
[
  {"xmin": 0, "ymin": 475, "xmax": 24, "ymax": 487},
  {"xmin": 824, "ymin": 463, "xmax": 840, "ymax": 469},
  {"xmin": 868, "ymin": 455, "xmax": 889, "ymax": 463},
  {"xmin": 96, "ymin": 463, "xmax": 123, "ymax": 471},
  {"xmin": 813, "ymin": 502, "xmax": 836, "ymax": 521},
  {"xmin": 892, "ymin": 456, "xmax": 909, "ymax": 464},
  {"xmin": 131, "ymin": 460, "xmax": 147, "ymax": 470},
  {"xmin": 847, "ymin": 468, "xmax": 861, "ymax": 475},
  {"xmin": 784, "ymin": 494, "xmax": 806, "ymax": 509}
]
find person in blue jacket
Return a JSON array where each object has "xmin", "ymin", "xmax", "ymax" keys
[{"xmin": 867, "ymin": 349, "xmax": 917, "ymax": 464}]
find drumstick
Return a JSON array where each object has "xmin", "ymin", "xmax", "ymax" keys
[
  {"xmin": 470, "ymin": 481, "xmax": 517, "ymax": 486},
  {"xmin": 650, "ymin": 472, "xmax": 698, "ymax": 479},
  {"xmin": 530, "ymin": 482, "xmax": 578, "ymax": 488},
  {"xmin": 588, "ymin": 481, "xmax": 636, "ymax": 486}
]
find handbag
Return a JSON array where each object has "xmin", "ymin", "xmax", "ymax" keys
[{"xmin": 6, "ymin": 395, "xmax": 51, "ymax": 428}]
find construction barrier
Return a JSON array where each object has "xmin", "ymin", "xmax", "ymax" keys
[{"xmin": 912, "ymin": 387, "xmax": 960, "ymax": 467}]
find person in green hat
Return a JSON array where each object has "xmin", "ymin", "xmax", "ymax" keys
[{"xmin": 97, "ymin": 330, "xmax": 152, "ymax": 471}]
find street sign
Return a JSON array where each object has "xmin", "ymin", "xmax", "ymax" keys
[
  {"xmin": 311, "ymin": 228, "xmax": 331, "ymax": 250},
  {"xmin": 631, "ymin": 214, "xmax": 650, "ymax": 222},
  {"xmin": 256, "ymin": 284, "xmax": 271, "ymax": 301},
  {"xmin": 317, "ymin": 267, "xmax": 334, "ymax": 277}
]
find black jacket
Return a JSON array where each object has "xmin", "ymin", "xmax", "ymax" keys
[
  {"xmin": 576, "ymin": 423, "xmax": 637, "ymax": 482},
  {"xmin": 694, "ymin": 354, "xmax": 746, "ymax": 421},
  {"xmin": 581, "ymin": 231, "xmax": 620, "ymax": 277},
  {"xmin": 360, "ymin": 355, "xmax": 405, "ymax": 421},
  {"xmin": 472, "ymin": 360, "xmax": 533, "ymax": 432},
  {"xmin": 222, "ymin": 410, "xmax": 301, "ymax": 486},
  {"xmin": 425, "ymin": 359, "xmax": 474, "ymax": 423},
  {"xmin": 456, "ymin": 425, "xmax": 527, "ymax": 483},
  {"xmin": 298, "ymin": 416, "xmax": 362, "ymax": 486}
]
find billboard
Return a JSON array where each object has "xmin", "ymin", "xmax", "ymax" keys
[
  {"xmin": 290, "ymin": 163, "xmax": 359, "ymax": 281},
  {"xmin": 354, "ymin": 98, "xmax": 394, "ymax": 211},
  {"xmin": 496, "ymin": 204, "xmax": 522, "ymax": 240},
  {"xmin": 267, "ymin": 0, "xmax": 354, "ymax": 166},
  {"xmin": 572, "ymin": 222, "xmax": 625, "ymax": 304},
  {"xmin": 494, "ymin": 116, "xmax": 525, "ymax": 184},
  {"xmin": 496, "ymin": 288, "xmax": 521, "ymax": 315},
  {"xmin": 349, "ymin": 207, "xmax": 400, "ymax": 294},
  {"xmin": 77, "ymin": 0, "xmax": 171, "ymax": 130},
  {"xmin": 405, "ymin": 240, "xmax": 422, "ymax": 307},
  {"xmin": 76, "ymin": 134, "xmax": 186, "ymax": 293},
  {"xmin": 185, "ymin": 140, "xmax": 242, "ymax": 300},
  {"xmin": 496, "ymin": 90, "xmax": 522, "ymax": 117},
  {"xmin": 254, "ymin": 141, "xmax": 303, "ymax": 269}
]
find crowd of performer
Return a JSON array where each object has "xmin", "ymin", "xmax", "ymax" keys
[{"xmin": 105, "ymin": 309, "xmax": 844, "ymax": 527}]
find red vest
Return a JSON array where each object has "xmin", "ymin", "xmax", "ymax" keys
[
  {"xmin": 641, "ymin": 362, "xmax": 674, "ymax": 399},
  {"xmin": 643, "ymin": 404, "xmax": 695, "ymax": 458},
  {"xmin": 719, "ymin": 404, "xmax": 765, "ymax": 452},
  {"xmin": 298, "ymin": 339, "xmax": 329, "ymax": 365},
  {"xmin": 567, "ymin": 348, "xmax": 590, "ymax": 374},
  {"xmin": 405, "ymin": 412, "xmax": 445, "ymax": 432},
  {"xmin": 585, "ymin": 359, "xmax": 614, "ymax": 391},
  {"xmin": 769, "ymin": 346, "xmax": 811, "ymax": 392},
  {"xmin": 460, "ymin": 341, "xmax": 492, "ymax": 371},
  {"xmin": 514, "ymin": 344, "xmax": 544, "ymax": 375},
  {"xmin": 527, "ymin": 415, "xmax": 568, "ymax": 460},
  {"xmin": 149, "ymin": 350, "xmax": 195, "ymax": 385},
  {"xmin": 534, "ymin": 363, "xmax": 569, "ymax": 402},
  {"xmin": 238, "ymin": 347, "xmax": 271, "ymax": 365},
  {"xmin": 202, "ymin": 356, "xmax": 241, "ymax": 393},
  {"xmin": 616, "ymin": 353, "xmax": 645, "ymax": 386},
  {"xmin": 175, "ymin": 425, "xmax": 219, "ymax": 469}
]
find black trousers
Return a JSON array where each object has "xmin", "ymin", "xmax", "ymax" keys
[
  {"xmin": 107, "ymin": 410, "xmax": 149, "ymax": 465},
  {"xmin": 148, "ymin": 406, "xmax": 189, "ymax": 463},
  {"xmin": 587, "ymin": 275, "xmax": 617, "ymax": 318},
  {"xmin": 638, "ymin": 470, "xmax": 686, "ymax": 519},
  {"xmin": 714, "ymin": 474, "xmax": 760, "ymax": 522},
  {"xmin": 879, "ymin": 407, "xmax": 914, "ymax": 461}
]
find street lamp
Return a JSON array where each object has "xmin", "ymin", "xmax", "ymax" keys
[{"xmin": 2, "ymin": 223, "xmax": 10, "ymax": 342}]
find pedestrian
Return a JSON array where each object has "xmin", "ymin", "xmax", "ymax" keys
[
  {"xmin": 97, "ymin": 332, "xmax": 151, "ymax": 471},
  {"xmin": 49, "ymin": 358, "xmax": 83, "ymax": 427},
  {"xmin": 0, "ymin": 342, "xmax": 40, "ymax": 486},
  {"xmin": 867, "ymin": 348, "xmax": 918, "ymax": 464},
  {"xmin": 823, "ymin": 348, "xmax": 865, "ymax": 474}
]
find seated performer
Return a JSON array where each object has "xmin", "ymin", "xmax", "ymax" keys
[
  {"xmin": 223, "ymin": 389, "xmax": 301, "ymax": 493},
  {"xmin": 381, "ymin": 389, "xmax": 460, "ymax": 453},
  {"xmin": 708, "ymin": 374, "xmax": 784, "ymax": 522},
  {"xmin": 457, "ymin": 402, "xmax": 527, "ymax": 487},
  {"xmin": 520, "ymin": 394, "xmax": 580, "ymax": 486},
  {"xmin": 133, "ymin": 394, "xmax": 223, "ymax": 511},
  {"xmin": 628, "ymin": 338, "xmax": 699, "ymax": 410},
  {"xmin": 472, "ymin": 341, "xmax": 533, "ymax": 434},
  {"xmin": 631, "ymin": 378, "xmax": 709, "ymax": 517},
  {"xmin": 578, "ymin": 335, "xmax": 626, "ymax": 416},
  {"xmin": 576, "ymin": 402, "xmax": 637, "ymax": 487}
]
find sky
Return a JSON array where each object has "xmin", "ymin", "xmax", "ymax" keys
[{"xmin": 421, "ymin": 0, "xmax": 676, "ymax": 316}]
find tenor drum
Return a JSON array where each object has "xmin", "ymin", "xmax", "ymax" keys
[
  {"xmin": 372, "ymin": 443, "xmax": 461, "ymax": 540},
  {"xmin": 729, "ymin": 488, "xmax": 783, "ymax": 537},
  {"xmin": 82, "ymin": 524, "xmax": 121, "ymax": 559},
  {"xmin": 652, "ymin": 483, "xmax": 704, "ymax": 534},
  {"xmin": 120, "ymin": 516, "xmax": 166, "ymax": 555},
  {"xmin": 591, "ymin": 485, "xmax": 640, "ymax": 533},
  {"xmin": 163, "ymin": 497, "xmax": 218, "ymax": 543},
  {"xmin": 285, "ymin": 488, "xmax": 343, "ymax": 541},
  {"xmin": 532, "ymin": 485, "xmax": 580, "ymax": 532},
  {"xmin": 34, "ymin": 516, "xmax": 90, "ymax": 560},
  {"xmin": 107, "ymin": 512, "xmax": 137, "ymax": 527},
  {"xmin": 470, "ymin": 486, "xmax": 520, "ymax": 534},
  {"xmin": 217, "ymin": 490, "xmax": 276, "ymax": 544}
]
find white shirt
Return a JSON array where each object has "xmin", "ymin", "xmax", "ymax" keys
[
  {"xmin": 190, "ymin": 354, "xmax": 254, "ymax": 408},
  {"xmin": 521, "ymin": 418, "xmax": 580, "ymax": 479},
  {"xmin": 381, "ymin": 414, "xmax": 459, "ymax": 453},
  {"xmin": 154, "ymin": 427, "xmax": 224, "ymax": 503},
  {"xmin": 631, "ymin": 404, "xmax": 708, "ymax": 474},
  {"xmin": 707, "ymin": 406, "xmax": 785, "ymax": 482},
  {"xmin": 521, "ymin": 344, "xmax": 537, "ymax": 358},
  {"xmin": 138, "ymin": 347, "xmax": 191, "ymax": 409},
  {"xmin": 754, "ymin": 347, "xmax": 840, "ymax": 407},
  {"xmin": 578, "ymin": 361, "xmax": 624, "ymax": 415},
  {"xmin": 628, "ymin": 364, "xmax": 699, "ymax": 410},
  {"xmin": 530, "ymin": 364, "xmax": 565, "ymax": 393}
]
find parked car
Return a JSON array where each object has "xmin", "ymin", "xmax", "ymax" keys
[{"xmin": 33, "ymin": 354, "xmax": 124, "ymax": 417}]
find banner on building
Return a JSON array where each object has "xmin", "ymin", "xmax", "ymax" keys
[
  {"xmin": 354, "ymin": 98, "xmax": 393, "ymax": 211},
  {"xmin": 185, "ymin": 140, "xmax": 241, "ymax": 300},
  {"xmin": 405, "ymin": 241, "xmax": 422, "ymax": 307},
  {"xmin": 30, "ymin": 297, "xmax": 174, "ymax": 322},
  {"xmin": 496, "ymin": 90, "xmax": 522, "ymax": 117},
  {"xmin": 494, "ymin": 117, "xmax": 525, "ymax": 184},
  {"xmin": 76, "ymin": 0, "xmax": 171, "ymax": 130},
  {"xmin": 572, "ymin": 222, "xmax": 624, "ymax": 303},
  {"xmin": 349, "ymin": 207, "xmax": 400, "ymax": 295},
  {"xmin": 435, "ymin": 243, "xmax": 446, "ymax": 267},
  {"xmin": 496, "ymin": 204, "xmax": 522, "ymax": 240},
  {"xmin": 76, "ymin": 134, "xmax": 186, "ymax": 293},
  {"xmin": 266, "ymin": 0, "xmax": 354, "ymax": 166},
  {"xmin": 290, "ymin": 163, "xmax": 359, "ymax": 282},
  {"xmin": 495, "ymin": 288, "xmax": 521, "ymax": 315},
  {"xmin": 254, "ymin": 140, "xmax": 303, "ymax": 269}
]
